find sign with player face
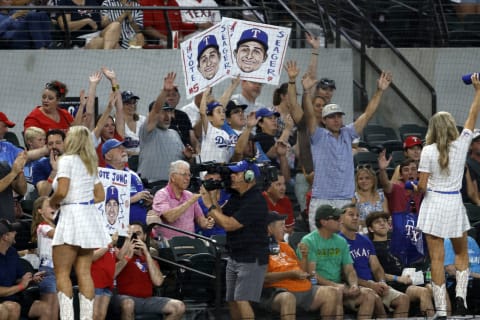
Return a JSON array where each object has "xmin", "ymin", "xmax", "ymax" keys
[{"xmin": 97, "ymin": 167, "xmax": 131, "ymax": 236}]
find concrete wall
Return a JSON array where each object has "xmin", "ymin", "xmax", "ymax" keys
[{"xmin": 1, "ymin": 49, "xmax": 353, "ymax": 144}]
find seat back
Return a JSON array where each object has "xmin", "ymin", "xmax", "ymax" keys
[
  {"xmin": 169, "ymin": 236, "xmax": 209, "ymax": 261},
  {"xmin": 288, "ymin": 231, "xmax": 308, "ymax": 251},
  {"xmin": 465, "ymin": 203, "xmax": 480, "ymax": 226}
]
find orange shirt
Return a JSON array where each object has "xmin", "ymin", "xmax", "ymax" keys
[{"xmin": 264, "ymin": 242, "xmax": 311, "ymax": 292}]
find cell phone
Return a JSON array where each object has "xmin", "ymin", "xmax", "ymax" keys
[
  {"xmin": 117, "ymin": 235, "xmax": 127, "ymax": 248},
  {"xmin": 131, "ymin": 233, "xmax": 138, "ymax": 241}
]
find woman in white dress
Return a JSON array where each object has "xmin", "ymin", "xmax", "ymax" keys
[
  {"xmin": 49, "ymin": 125, "xmax": 111, "ymax": 320},
  {"xmin": 416, "ymin": 73, "xmax": 480, "ymax": 319}
]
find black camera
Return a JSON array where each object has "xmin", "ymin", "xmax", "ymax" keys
[{"xmin": 202, "ymin": 179, "xmax": 225, "ymax": 191}]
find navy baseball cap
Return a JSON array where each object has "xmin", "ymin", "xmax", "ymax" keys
[
  {"xmin": 0, "ymin": 219, "xmax": 21, "ymax": 237},
  {"xmin": 237, "ymin": 28, "xmax": 269, "ymax": 52},
  {"xmin": 121, "ymin": 91, "xmax": 140, "ymax": 102},
  {"xmin": 225, "ymin": 99, "xmax": 247, "ymax": 117},
  {"xmin": 197, "ymin": 34, "xmax": 219, "ymax": 60},
  {"xmin": 227, "ymin": 160, "xmax": 261, "ymax": 177},
  {"xmin": 255, "ymin": 108, "xmax": 280, "ymax": 119},
  {"xmin": 102, "ymin": 139, "xmax": 126, "ymax": 156},
  {"xmin": 105, "ymin": 185, "xmax": 119, "ymax": 203},
  {"xmin": 266, "ymin": 211, "xmax": 287, "ymax": 225},
  {"xmin": 148, "ymin": 101, "xmax": 174, "ymax": 112}
]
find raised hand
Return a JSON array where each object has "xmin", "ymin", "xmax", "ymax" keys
[
  {"xmin": 472, "ymin": 73, "xmax": 480, "ymax": 92},
  {"xmin": 89, "ymin": 71, "xmax": 103, "ymax": 84},
  {"xmin": 377, "ymin": 71, "xmax": 393, "ymax": 91},
  {"xmin": 302, "ymin": 72, "xmax": 318, "ymax": 91},
  {"xmin": 377, "ymin": 149, "xmax": 392, "ymax": 170},
  {"xmin": 246, "ymin": 111, "xmax": 259, "ymax": 129},
  {"xmin": 163, "ymin": 72, "xmax": 176, "ymax": 91},
  {"xmin": 12, "ymin": 151, "xmax": 27, "ymax": 175},
  {"xmin": 284, "ymin": 60, "xmax": 299, "ymax": 80},
  {"xmin": 101, "ymin": 67, "xmax": 117, "ymax": 82},
  {"xmin": 306, "ymin": 32, "xmax": 321, "ymax": 49}
]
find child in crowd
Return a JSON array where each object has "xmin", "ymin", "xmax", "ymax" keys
[{"xmin": 31, "ymin": 196, "xmax": 59, "ymax": 320}]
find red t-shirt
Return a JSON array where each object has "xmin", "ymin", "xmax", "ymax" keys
[
  {"xmin": 91, "ymin": 247, "xmax": 116, "ymax": 290},
  {"xmin": 385, "ymin": 182, "xmax": 422, "ymax": 214},
  {"xmin": 265, "ymin": 242, "xmax": 311, "ymax": 292},
  {"xmin": 24, "ymin": 106, "xmax": 73, "ymax": 133},
  {"xmin": 116, "ymin": 254, "xmax": 158, "ymax": 298},
  {"xmin": 141, "ymin": 0, "xmax": 196, "ymax": 36},
  {"xmin": 262, "ymin": 191, "xmax": 295, "ymax": 227}
]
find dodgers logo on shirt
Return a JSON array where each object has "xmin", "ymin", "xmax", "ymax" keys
[{"xmin": 215, "ymin": 135, "xmax": 228, "ymax": 148}]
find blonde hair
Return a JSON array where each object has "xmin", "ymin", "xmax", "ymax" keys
[
  {"xmin": 24, "ymin": 126, "xmax": 46, "ymax": 148},
  {"xmin": 31, "ymin": 196, "xmax": 48, "ymax": 243},
  {"xmin": 355, "ymin": 167, "xmax": 378, "ymax": 194},
  {"xmin": 63, "ymin": 125, "xmax": 98, "ymax": 175},
  {"xmin": 425, "ymin": 111, "xmax": 459, "ymax": 174}
]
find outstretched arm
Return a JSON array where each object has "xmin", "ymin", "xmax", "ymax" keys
[
  {"xmin": 284, "ymin": 60, "xmax": 303, "ymax": 124},
  {"xmin": 354, "ymin": 71, "xmax": 392, "ymax": 134},
  {"xmin": 218, "ymin": 75, "xmax": 241, "ymax": 108},
  {"xmin": 464, "ymin": 73, "xmax": 480, "ymax": 131},
  {"xmin": 146, "ymin": 72, "xmax": 176, "ymax": 133}
]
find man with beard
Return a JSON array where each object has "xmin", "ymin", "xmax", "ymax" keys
[{"xmin": 33, "ymin": 129, "xmax": 65, "ymax": 196}]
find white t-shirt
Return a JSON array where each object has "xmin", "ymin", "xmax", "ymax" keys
[{"xmin": 200, "ymin": 121, "xmax": 232, "ymax": 163}]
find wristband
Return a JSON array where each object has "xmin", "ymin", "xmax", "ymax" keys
[
  {"xmin": 47, "ymin": 177, "xmax": 53, "ymax": 184},
  {"xmin": 17, "ymin": 283, "xmax": 24, "ymax": 291},
  {"xmin": 112, "ymin": 84, "xmax": 120, "ymax": 92},
  {"xmin": 288, "ymin": 81, "xmax": 295, "ymax": 84},
  {"xmin": 393, "ymin": 275, "xmax": 398, "ymax": 282},
  {"xmin": 124, "ymin": 255, "xmax": 131, "ymax": 262},
  {"xmin": 311, "ymin": 52, "xmax": 319, "ymax": 55}
]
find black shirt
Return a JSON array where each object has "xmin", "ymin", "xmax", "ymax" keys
[
  {"xmin": 170, "ymin": 109, "xmax": 193, "ymax": 147},
  {"xmin": 222, "ymin": 185, "xmax": 269, "ymax": 265}
]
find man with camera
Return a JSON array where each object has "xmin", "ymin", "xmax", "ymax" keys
[
  {"xmin": 200, "ymin": 159, "xmax": 269, "ymax": 320},
  {"xmin": 114, "ymin": 222, "xmax": 185, "ymax": 319},
  {"xmin": 150, "ymin": 160, "xmax": 214, "ymax": 240}
]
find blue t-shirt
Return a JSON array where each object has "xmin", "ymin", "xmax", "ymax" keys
[
  {"xmin": 444, "ymin": 236, "xmax": 480, "ymax": 274},
  {"xmin": 32, "ymin": 157, "xmax": 52, "ymax": 186},
  {"xmin": 0, "ymin": 247, "xmax": 24, "ymax": 302},
  {"xmin": 339, "ymin": 232, "xmax": 376, "ymax": 281},
  {"xmin": 0, "ymin": 140, "xmax": 22, "ymax": 167}
]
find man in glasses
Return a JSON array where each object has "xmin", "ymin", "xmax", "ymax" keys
[
  {"xmin": 150, "ymin": 160, "xmax": 214, "ymax": 240},
  {"xmin": 297, "ymin": 204, "xmax": 377, "ymax": 319},
  {"xmin": 304, "ymin": 71, "xmax": 393, "ymax": 232}
]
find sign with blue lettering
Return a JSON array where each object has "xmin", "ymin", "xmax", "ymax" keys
[{"xmin": 96, "ymin": 167, "xmax": 131, "ymax": 236}]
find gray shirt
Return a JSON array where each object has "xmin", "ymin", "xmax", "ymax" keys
[{"xmin": 137, "ymin": 122, "xmax": 185, "ymax": 183}]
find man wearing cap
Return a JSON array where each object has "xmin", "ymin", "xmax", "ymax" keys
[
  {"xmin": 366, "ymin": 211, "xmax": 435, "ymax": 317},
  {"xmin": 138, "ymin": 72, "xmax": 193, "ymax": 188},
  {"xmin": 197, "ymin": 34, "xmax": 221, "ymax": 80},
  {"xmin": 304, "ymin": 71, "xmax": 393, "ymax": 232},
  {"xmin": 262, "ymin": 173, "xmax": 295, "ymax": 235},
  {"xmin": 315, "ymin": 78, "xmax": 336, "ymax": 104},
  {"xmin": 103, "ymin": 138, "xmax": 151, "ymax": 225},
  {"xmin": 150, "ymin": 160, "xmax": 214, "ymax": 239},
  {"xmin": 260, "ymin": 211, "xmax": 340, "ymax": 319},
  {"xmin": 33, "ymin": 129, "xmax": 65, "ymax": 197},
  {"xmin": 0, "ymin": 219, "xmax": 51, "ymax": 319},
  {"xmin": 200, "ymin": 159, "xmax": 269, "ymax": 319},
  {"xmin": 234, "ymin": 28, "xmax": 269, "ymax": 73},
  {"xmin": 297, "ymin": 204, "xmax": 377, "ymax": 319},
  {"xmin": 390, "ymin": 135, "xmax": 423, "ymax": 182},
  {"xmin": 339, "ymin": 204, "xmax": 410, "ymax": 318}
]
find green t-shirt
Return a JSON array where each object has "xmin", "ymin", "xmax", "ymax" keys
[{"xmin": 296, "ymin": 231, "xmax": 353, "ymax": 283}]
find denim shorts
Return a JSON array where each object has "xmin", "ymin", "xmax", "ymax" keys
[
  {"xmin": 94, "ymin": 287, "xmax": 113, "ymax": 297},
  {"xmin": 38, "ymin": 266, "xmax": 56, "ymax": 294}
]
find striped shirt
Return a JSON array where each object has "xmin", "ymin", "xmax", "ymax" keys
[{"xmin": 101, "ymin": 0, "xmax": 143, "ymax": 48}]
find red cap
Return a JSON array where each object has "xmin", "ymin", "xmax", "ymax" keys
[
  {"xmin": 403, "ymin": 136, "xmax": 422, "ymax": 149},
  {"xmin": 0, "ymin": 112, "xmax": 15, "ymax": 128}
]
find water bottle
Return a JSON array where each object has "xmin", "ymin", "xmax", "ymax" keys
[
  {"xmin": 462, "ymin": 73, "xmax": 478, "ymax": 85},
  {"xmin": 425, "ymin": 267, "xmax": 431, "ymax": 283},
  {"xmin": 310, "ymin": 271, "xmax": 318, "ymax": 285}
]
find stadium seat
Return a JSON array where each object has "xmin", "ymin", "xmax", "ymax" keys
[
  {"xmin": 398, "ymin": 124, "xmax": 427, "ymax": 141},
  {"xmin": 169, "ymin": 236, "xmax": 209, "ymax": 261}
]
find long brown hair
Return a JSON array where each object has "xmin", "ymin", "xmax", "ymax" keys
[{"xmin": 31, "ymin": 196, "xmax": 48, "ymax": 243}]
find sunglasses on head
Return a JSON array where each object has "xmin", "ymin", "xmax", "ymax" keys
[
  {"xmin": 356, "ymin": 164, "xmax": 373, "ymax": 171},
  {"xmin": 317, "ymin": 78, "xmax": 335, "ymax": 89}
]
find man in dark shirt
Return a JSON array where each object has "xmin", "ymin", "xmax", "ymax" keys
[{"xmin": 200, "ymin": 159, "xmax": 269, "ymax": 319}]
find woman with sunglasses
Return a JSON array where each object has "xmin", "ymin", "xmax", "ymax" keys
[
  {"xmin": 415, "ymin": 73, "xmax": 480, "ymax": 319},
  {"xmin": 354, "ymin": 164, "xmax": 389, "ymax": 233},
  {"xmin": 24, "ymin": 81, "xmax": 78, "ymax": 134}
]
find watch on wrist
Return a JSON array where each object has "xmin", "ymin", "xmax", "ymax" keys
[{"xmin": 207, "ymin": 205, "xmax": 217, "ymax": 213}]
